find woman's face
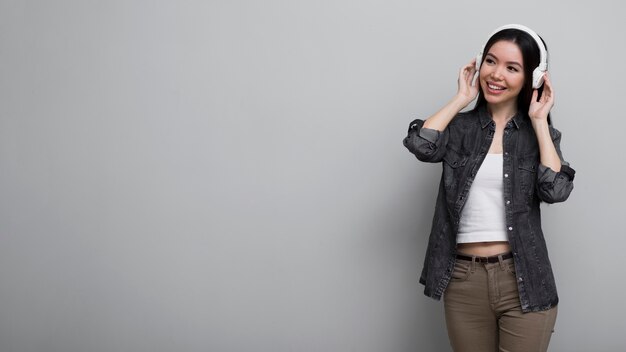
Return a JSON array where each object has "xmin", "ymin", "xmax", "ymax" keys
[{"xmin": 479, "ymin": 40, "xmax": 525, "ymax": 110}]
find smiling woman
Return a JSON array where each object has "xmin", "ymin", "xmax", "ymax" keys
[
  {"xmin": 479, "ymin": 41, "xmax": 525, "ymax": 108},
  {"xmin": 402, "ymin": 24, "xmax": 575, "ymax": 352}
]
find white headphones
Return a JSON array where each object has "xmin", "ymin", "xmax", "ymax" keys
[{"xmin": 475, "ymin": 24, "xmax": 548, "ymax": 89}]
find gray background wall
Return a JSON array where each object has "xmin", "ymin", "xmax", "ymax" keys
[{"xmin": 1, "ymin": 0, "xmax": 623, "ymax": 351}]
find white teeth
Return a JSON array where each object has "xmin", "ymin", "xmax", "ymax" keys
[{"xmin": 488, "ymin": 84, "xmax": 505, "ymax": 90}]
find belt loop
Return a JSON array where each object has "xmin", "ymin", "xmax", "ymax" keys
[
  {"xmin": 471, "ymin": 256, "xmax": 476, "ymax": 272},
  {"xmin": 498, "ymin": 254, "xmax": 506, "ymax": 270}
]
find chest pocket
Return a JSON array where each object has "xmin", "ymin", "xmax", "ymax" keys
[
  {"xmin": 517, "ymin": 155, "xmax": 538, "ymax": 196},
  {"xmin": 443, "ymin": 149, "xmax": 469, "ymax": 190}
]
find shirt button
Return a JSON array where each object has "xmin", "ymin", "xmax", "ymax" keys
[
  {"xmin": 508, "ymin": 227, "xmax": 513, "ymax": 231},
  {"xmin": 505, "ymin": 152, "xmax": 509, "ymax": 155},
  {"xmin": 506, "ymin": 200, "xmax": 511, "ymax": 205},
  {"xmin": 519, "ymin": 277, "xmax": 523, "ymax": 282},
  {"xmin": 504, "ymin": 174, "xmax": 509, "ymax": 178}
]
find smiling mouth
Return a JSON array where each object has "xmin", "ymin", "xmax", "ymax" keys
[
  {"xmin": 485, "ymin": 81, "xmax": 507, "ymax": 94},
  {"xmin": 487, "ymin": 82, "xmax": 506, "ymax": 90}
]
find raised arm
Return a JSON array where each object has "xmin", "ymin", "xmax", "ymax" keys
[
  {"xmin": 423, "ymin": 58, "xmax": 479, "ymax": 131},
  {"xmin": 535, "ymin": 126, "xmax": 576, "ymax": 203},
  {"xmin": 528, "ymin": 72, "xmax": 575, "ymax": 203},
  {"xmin": 403, "ymin": 58, "xmax": 479, "ymax": 162}
]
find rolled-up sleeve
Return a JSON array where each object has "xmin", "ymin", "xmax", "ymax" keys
[
  {"xmin": 536, "ymin": 127, "xmax": 576, "ymax": 203},
  {"xmin": 402, "ymin": 118, "xmax": 448, "ymax": 163}
]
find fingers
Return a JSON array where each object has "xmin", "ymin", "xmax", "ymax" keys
[
  {"xmin": 469, "ymin": 58, "xmax": 479, "ymax": 86},
  {"xmin": 529, "ymin": 72, "xmax": 555, "ymax": 118},
  {"xmin": 458, "ymin": 63, "xmax": 475, "ymax": 86},
  {"xmin": 463, "ymin": 62, "xmax": 477, "ymax": 83},
  {"xmin": 531, "ymin": 88, "xmax": 539, "ymax": 102},
  {"xmin": 458, "ymin": 59, "xmax": 479, "ymax": 98},
  {"xmin": 542, "ymin": 72, "xmax": 555, "ymax": 104},
  {"xmin": 463, "ymin": 58, "xmax": 476, "ymax": 72}
]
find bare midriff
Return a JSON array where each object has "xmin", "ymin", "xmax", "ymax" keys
[{"xmin": 456, "ymin": 241, "xmax": 511, "ymax": 257}]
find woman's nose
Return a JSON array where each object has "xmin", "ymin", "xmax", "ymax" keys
[{"xmin": 491, "ymin": 66, "xmax": 504, "ymax": 80}]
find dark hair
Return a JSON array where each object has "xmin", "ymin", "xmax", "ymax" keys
[{"xmin": 471, "ymin": 28, "xmax": 552, "ymax": 125}]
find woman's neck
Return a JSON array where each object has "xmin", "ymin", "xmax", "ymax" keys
[{"xmin": 487, "ymin": 103, "xmax": 518, "ymax": 123}]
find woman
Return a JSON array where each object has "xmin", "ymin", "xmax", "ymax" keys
[{"xmin": 402, "ymin": 24, "xmax": 575, "ymax": 352}]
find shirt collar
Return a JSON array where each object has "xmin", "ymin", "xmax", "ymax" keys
[{"xmin": 478, "ymin": 104, "xmax": 524, "ymax": 129}]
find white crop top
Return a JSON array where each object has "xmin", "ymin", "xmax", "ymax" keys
[{"xmin": 457, "ymin": 153, "xmax": 508, "ymax": 243}]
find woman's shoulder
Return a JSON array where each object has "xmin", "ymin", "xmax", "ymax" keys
[{"xmin": 449, "ymin": 109, "xmax": 480, "ymax": 128}]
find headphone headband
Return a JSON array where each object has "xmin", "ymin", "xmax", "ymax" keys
[{"xmin": 475, "ymin": 24, "xmax": 548, "ymax": 89}]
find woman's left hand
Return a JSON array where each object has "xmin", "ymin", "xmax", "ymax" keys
[{"xmin": 528, "ymin": 72, "xmax": 554, "ymax": 121}]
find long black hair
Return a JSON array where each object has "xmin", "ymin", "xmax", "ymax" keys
[{"xmin": 471, "ymin": 28, "xmax": 552, "ymax": 125}]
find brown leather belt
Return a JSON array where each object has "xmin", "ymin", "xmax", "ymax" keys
[{"xmin": 456, "ymin": 252, "xmax": 513, "ymax": 263}]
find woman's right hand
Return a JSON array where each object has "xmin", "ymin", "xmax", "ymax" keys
[
  {"xmin": 456, "ymin": 58, "xmax": 480, "ymax": 106},
  {"xmin": 422, "ymin": 58, "xmax": 481, "ymax": 131}
]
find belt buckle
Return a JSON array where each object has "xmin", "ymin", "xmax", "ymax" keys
[{"xmin": 474, "ymin": 255, "xmax": 486, "ymax": 263}]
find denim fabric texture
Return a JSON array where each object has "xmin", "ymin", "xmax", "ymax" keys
[{"xmin": 402, "ymin": 104, "xmax": 575, "ymax": 313}]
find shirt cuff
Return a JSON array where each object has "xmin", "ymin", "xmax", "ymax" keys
[
  {"xmin": 559, "ymin": 164, "xmax": 576, "ymax": 180},
  {"xmin": 538, "ymin": 163, "xmax": 576, "ymax": 184},
  {"xmin": 418, "ymin": 127, "xmax": 441, "ymax": 144},
  {"xmin": 538, "ymin": 164, "xmax": 557, "ymax": 183}
]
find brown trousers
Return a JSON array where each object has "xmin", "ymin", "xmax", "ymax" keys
[{"xmin": 443, "ymin": 253, "xmax": 558, "ymax": 352}]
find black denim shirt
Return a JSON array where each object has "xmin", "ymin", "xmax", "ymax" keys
[{"xmin": 402, "ymin": 105, "xmax": 576, "ymax": 313}]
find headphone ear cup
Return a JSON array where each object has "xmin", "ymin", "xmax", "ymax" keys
[{"xmin": 532, "ymin": 68, "xmax": 545, "ymax": 89}]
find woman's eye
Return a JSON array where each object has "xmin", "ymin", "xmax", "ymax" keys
[
  {"xmin": 485, "ymin": 58, "xmax": 495, "ymax": 64},
  {"xmin": 508, "ymin": 66, "xmax": 519, "ymax": 72}
]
